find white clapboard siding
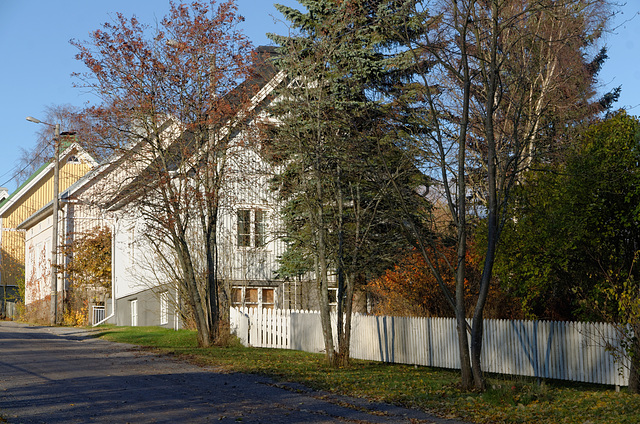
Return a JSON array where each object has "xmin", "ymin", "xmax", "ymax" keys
[{"xmin": 230, "ymin": 307, "xmax": 630, "ymax": 386}]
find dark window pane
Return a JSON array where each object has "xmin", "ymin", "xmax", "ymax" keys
[
  {"xmin": 246, "ymin": 288, "xmax": 258, "ymax": 305},
  {"xmin": 231, "ymin": 288, "xmax": 242, "ymax": 305},
  {"xmin": 237, "ymin": 209, "xmax": 251, "ymax": 247},
  {"xmin": 255, "ymin": 209, "xmax": 265, "ymax": 247},
  {"xmin": 262, "ymin": 288, "xmax": 274, "ymax": 304}
]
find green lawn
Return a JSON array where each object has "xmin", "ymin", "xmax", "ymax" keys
[{"xmin": 94, "ymin": 326, "xmax": 640, "ymax": 424}]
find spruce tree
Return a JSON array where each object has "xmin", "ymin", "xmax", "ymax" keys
[{"xmin": 267, "ymin": 0, "xmax": 422, "ymax": 366}]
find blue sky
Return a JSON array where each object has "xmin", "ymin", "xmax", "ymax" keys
[{"xmin": 0, "ymin": 1, "xmax": 638, "ymax": 191}]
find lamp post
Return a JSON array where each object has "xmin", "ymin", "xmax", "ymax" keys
[{"xmin": 26, "ymin": 116, "xmax": 60, "ymax": 325}]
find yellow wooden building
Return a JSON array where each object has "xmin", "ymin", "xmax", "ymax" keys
[{"xmin": 0, "ymin": 136, "xmax": 97, "ymax": 304}]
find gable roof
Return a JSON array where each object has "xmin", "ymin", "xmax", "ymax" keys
[
  {"xmin": 104, "ymin": 46, "xmax": 285, "ymax": 211},
  {"xmin": 0, "ymin": 141, "xmax": 98, "ymax": 216}
]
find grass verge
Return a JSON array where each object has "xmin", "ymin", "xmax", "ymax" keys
[{"xmin": 94, "ymin": 325, "xmax": 640, "ymax": 424}]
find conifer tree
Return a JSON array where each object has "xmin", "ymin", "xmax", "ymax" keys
[{"xmin": 267, "ymin": 0, "xmax": 420, "ymax": 366}]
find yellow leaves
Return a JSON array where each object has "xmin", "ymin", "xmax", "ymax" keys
[
  {"xmin": 62, "ymin": 303, "xmax": 88, "ymax": 327},
  {"xmin": 62, "ymin": 226, "xmax": 112, "ymax": 291}
]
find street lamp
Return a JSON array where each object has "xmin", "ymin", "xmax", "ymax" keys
[{"xmin": 26, "ymin": 116, "xmax": 61, "ymax": 326}]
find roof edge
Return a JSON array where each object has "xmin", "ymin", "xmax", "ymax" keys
[{"xmin": 0, "ymin": 143, "xmax": 97, "ymax": 216}]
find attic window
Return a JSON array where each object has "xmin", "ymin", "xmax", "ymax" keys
[{"xmin": 67, "ymin": 155, "xmax": 79, "ymax": 163}]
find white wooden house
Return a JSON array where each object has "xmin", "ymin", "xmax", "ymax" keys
[
  {"xmin": 17, "ymin": 47, "xmax": 333, "ymax": 328},
  {"xmin": 104, "ymin": 47, "xmax": 333, "ymax": 328}
]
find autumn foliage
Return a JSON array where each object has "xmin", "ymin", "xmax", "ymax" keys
[
  {"xmin": 71, "ymin": 1, "xmax": 258, "ymax": 347},
  {"xmin": 62, "ymin": 227, "xmax": 111, "ymax": 293},
  {"xmin": 368, "ymin": 240, "xmax": 520, "ymax": 319},
  {"xmin": 58, "ymin": 227, "xmax": 112, "ymax": 326}
]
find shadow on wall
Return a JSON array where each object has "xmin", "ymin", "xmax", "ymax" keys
[{"xmin": 1, "ymin": 246, "xmax": 22, "ymax": 319}]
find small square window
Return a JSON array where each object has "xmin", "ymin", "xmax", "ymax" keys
[
  {"xmin": 246, "ymin": 288, "xmax": 259, "ymax": 306},
  {"xmin": 262, "ymin": 288, "xmax": 274, "ymax": 309},
  {"xmin": 231, "ymin": 288, "xmax": 242, "ymax": 305}
]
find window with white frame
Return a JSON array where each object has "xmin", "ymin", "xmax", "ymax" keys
[
  {"xmin": 328, "ymin": 288, "xmax": 338, "ymax": 309},
  {"xmin": 231, "ymin": 286, "xmax": 275, "ymax": 309},
  {"xmin": 160, "ymin": 291, "xmax": 169, "ymax": 325},
  {"xmin": 255, "ymin": 209, "xmax": 266, "ymax": 247},
  {"xmin": 237, "ymin": 209, "xmax": 266, "ymax": 248},
  {"xmin": 237, "ymin": 209, "xmax": 251, "ymax": 247}
]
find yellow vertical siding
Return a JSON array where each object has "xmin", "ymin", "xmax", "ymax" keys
[{"xmin": 1, "ymin": 159, "xmax": 92, "ymax": 288}]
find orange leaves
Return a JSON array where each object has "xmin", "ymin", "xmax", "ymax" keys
[
  {"xmin": 368, "ymin": 245, "xmax": 464, "ymax": 318},
  {"xmin": 367, "ymin": 240, "xmax": 518, "ymax": 319}
]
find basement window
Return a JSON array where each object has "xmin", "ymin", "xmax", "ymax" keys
[{"xmin": 231, "ymin": 287, "xmax": 275, "ymax": 310}]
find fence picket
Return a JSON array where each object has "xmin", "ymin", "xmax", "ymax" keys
[{"xmin": 230, "ymin": 307, "xmax": 630, "ymax": 387}]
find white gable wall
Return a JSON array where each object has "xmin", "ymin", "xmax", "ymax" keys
[{"xmin": 112, "ymin": 128, "xmax": 286, "ymax": 298}]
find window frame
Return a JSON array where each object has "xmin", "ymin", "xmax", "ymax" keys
[
  {"xmin": 130, "ymin": 299, "xmax": 138, "ymax": 326},
  {"xmin": 237, "ymin": 209, "xmax": 252, "ymax": 247},
  {"xmin": 237, "ymin": 208, "xmax": 267, "ymax": 249},
  {"xmin": 254, "ymin": 209, "xmax": 266, "ymax": 248},
  {"xmin": 231, "ymin": 286, "xmax": 276, "ymax": 309}
]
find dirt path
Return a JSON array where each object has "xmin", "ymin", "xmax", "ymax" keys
[{"xmin": 0, "ymin": 321, "xmax": 469, "ymax": 423}]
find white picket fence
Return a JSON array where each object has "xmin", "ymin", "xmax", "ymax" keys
[{"xmin": 230, "ymin": 307, "xmax": 630, "ymax": 386}]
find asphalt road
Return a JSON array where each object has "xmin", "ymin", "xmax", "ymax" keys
[{"xmin": 0, "ymin": 321, "xmax": 469, "ymax": 424}]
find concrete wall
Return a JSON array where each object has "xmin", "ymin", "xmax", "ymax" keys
[{"xmin": 115, "ymin": 286, "xmax": 180, "ymax": 329}]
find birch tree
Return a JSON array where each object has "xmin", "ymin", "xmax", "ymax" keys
[
  {"xmin": 72, "ymin": 0, "xmax": 258, "ymax": 347},
  {"xmin": 381, "ymin": 0, "xmax": 612, "ymax": 390}
]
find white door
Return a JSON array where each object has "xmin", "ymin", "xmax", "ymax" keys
[{"xmin": 131, "ymin": 299, "xmax": 138, "ymax": 326}]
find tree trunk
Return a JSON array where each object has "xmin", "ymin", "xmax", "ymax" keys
[
  {"xmin": 317, "ymin": 243, "xmax": 336, "ymax": 365},
  {"xmin": 468, "ymin": 0, "xmax": 500, "ymax": 391},
  {"xmin": 629, "ymin": 357, "xmax": 639, "ymax": 394},
  {"xmin": 455, "ymin": 183, "xmax": 473, "ymax": 390},
  {"xmin": 176, "ymin": 236, "xmax": 213, "ymax": 348},
  {"xmin": 470, "ymin": 314, "xmax": 485, "ymax": 390},
  {"xmin": 336, "ymin": 272, "xmax": 356, "ymax": 367},
  {"xmin": 456, "ymin": 7, "xmax": 473, "ymax": 390},
  {"xmin": 335, "ymin": 168, "xmax": 352, "ymax": 368},
  {"xmin": 456, "ymin": 278, "xmax": 473, "ymax": 390},
  {"xmin": 205, "ymin": 215, "xmax": 230, "ymax": 346},
  {"xmin": 316, "ymin": 191, "xmax": 336, "ymax": 365},
  {"xmin": 455, "ymin": 142, "xmax": 471, "ymax": 389},
  {"xmin": 628, "ymin": 323, "xmax": 640, "ymax": 394}
]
